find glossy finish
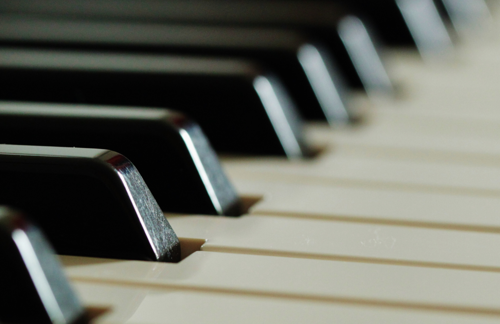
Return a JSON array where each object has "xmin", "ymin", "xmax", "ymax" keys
[
  {"xmin": 0, "ymin": 145, "xmax": 180, "ymax": 262},
  {"xmin": 0, "ymin": 17, "xmax": 351, "ymax": 124},
  {"xmin": 2, "ymin": 3, "xmax": 500, "ymax": 324},
  {"xmin": 0, "ymin": 48, "xmax": 310, "ymax": 158},
  {"xmin": 0, "ymin": 207, "xmax": 86, "ymax": 324},
  {"xmin": 338, "ymin": 16, "xmax": 394, "ymax": 96},
  {"xmin": 438, "ymin": 0, "xmax": 492, "ymax": 36},
  {"xmin": 0, "ymin": 0, "xmax": 390, "ymax": 94},
  {"xmin": 0, "ymin": 102, "xmax": 241, "ymax": 216},
  {"xmin": 337, "ymin": 0, "xmax": 453, "ymax": 59},
  {"xmin": 397, "ymin": 0, "xmax": 454, "ymax": 59}
]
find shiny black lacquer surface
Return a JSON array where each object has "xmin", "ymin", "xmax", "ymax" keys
[
  {"xmin": 0, "ymin": 207, "xmax": 87, "ymax": 324},
  {"xmin": 0, "ymin": 17, "xmax": 350, "ymax": 123},
  {"xmin": 0, "ymin": 102, "xmax": 242, "ymax": 216},
  {"xmin": 0, "ymin": 145, "xmax": 181, "ymax": 262},
  {"xmin": 0, "ymin": 0, "xmax": 388, "ymax": 93},
  {"xmin": 327, "ymin": 0, "xmax": 454, "ymax": 59},
  {"xmin": 0, "ymin": 49, "xmax": 309, "ymax": 158},
  {"xmin": 336, "ymin": 0, "xmax": 418, "ymax": 46}
]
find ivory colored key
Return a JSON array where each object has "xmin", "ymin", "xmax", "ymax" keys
[
  {"xmin": 305, "ymin": 60, "xmax": 500, "ymax": 165},
  {"xmin": 306, "ymin": 138, "xmax": 500, "ymax": 168},
  {"xmin": 62, "ymin": 252, "xmax": 500, "ymax": 315},
  {"xmin": 0, "ymin": 145, "xmax": 180, "ymax": 262},
  {"xmin": 224, "ymin": 153, "xmax": 500, "ymax": 197},
  {"xmin": 0, "ymin": 207, "xmax": 87, "ymax": 324},
  {"xmin": 234, "ymin": 179, "xmax": 500, "ymax": 232},
  {"xmin": 354, "ymin": 109, "xmax": 500, "ymax": 141},
  {"xmin": 308, "ymin": 123, "xmax": 500, "ymax": 165},
  {"xmin": 72, "ymin": 281, "xmax": 500, "ymax": 324},
  {"xmin": 388, "ymin": 35, "xmax": 500, "ymax": 87},
  {"xmin": 169, "ymin": 214, "xmax": 500, "ymax": 271},
  {"xmin": 374, "ymin": 92, "xmax": 500, "ymax": 117},
  {"xmin": 390, "ymin": 53, "xmax": 500, "ymax": 89},
  {"xmin": 325, "ymin": 115, "xmax": 500, "ymax": 163},
  {"xmin": 318, "ymin": 98, "xmax": 500, "ymax": 156}
]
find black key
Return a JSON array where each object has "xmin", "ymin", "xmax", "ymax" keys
[
  {"xmin": 0, "ymin": 17, "xmax": 351, "ymax": 123},
  {"xmin": 0, "ymin": 145, "xmax": 181, "ymax": 262},
  {"xmin": 0, "ymin": 101, "xmax": 242, "ymax": 216},
  {"xmin": 0, "ymin": 0, "xmax": 393, "ymax": 96},
  {"xmin": 435, "ymin": 0, "xmax": 492, "ymax": 36},
  {"xmin": 0, "ymin": 48, "xmax": 310, "ymax": 158},
  {"xmin": 336, "ymin": 0, "xmax": 454, "ymax": 59},
  {"xmin": 0, "ymin": 207, "xmax": 87, "ymax": 324}
]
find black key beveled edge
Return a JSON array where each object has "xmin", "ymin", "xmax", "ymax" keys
[
  {"xmin": 0, "ymin": 145, "xmax": 181, "ymax": 263},
  {"xmin": 0, "ymin": 207, "xmax": 88, "ymax": 324},
  {"xmin": 0, "ymin": 101, "xmax": 243, "ymax": 216},
  {"xmin": 0, "ymin": 48, "xmax": 311, "ymax": 159}
]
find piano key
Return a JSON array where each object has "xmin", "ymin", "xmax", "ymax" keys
[
  {"xmin": 0, "ymin": 2, "xmax": 497, "ymax": 324},
  {"xmin": 234, "ymin": 179, "xmax": 500, "ymax": 232},
  {"xmin": 231, "ymin": 103, "xmax": 500, "ymax": 165},
  {"xmin": 358, "ymin": 108, "xmax": 500, "ymax": 140},
  {"xmin": 0, "ymin": 207, "xmax": 86, "ymax": 324},
  {"xmin": 240, "ymin": 90, "xmax": 500, "ymax": 171},
  {"xmin": 72, "ymin": 281, "xmax": 500, "ymax": 324},
  {"xmin": 61, "ymin": 252, "xmax": 500, "ymax": 315},
  {"xmin": 0, "ymin": 16, "xmax": 352, "ymax": 124},
  {"xmin": 305, "ymin": 45, "xmax": 500, "ymax": 163},
  {"xmin": 388, "ymin": 51, "xmax": 500, "ymax": 92},
  {"xmin": 308, "ymin": 138, "xmax": 499, "ymax": 168},
  {"xmin": 0, "ymin": 101, "xmax": 242, "ymax": 216},
  {"xmin": 0, "ymin": 145, "xmax": 180, "ymax": 262},
  {"xmin": 168, "ymin": 213, "xmax": 500, "ymax": 271},
  {"xmin": 308, "ymin": 122, "xmax": 500, "ymax": 165},
  {"xmin": 0, "ymin": 47, "xmax": 310, "ymax": 158},
  {"xmin": 223, "ymin": 89, "xmax": 500, "ymax": 196},
  {"xmin": 438, "ymin": 0, "xmax": 493, "ymax": 36},
  {"xmin": 284, "ymin": 0, "xmax": 453, "ymax": 59},
  {"xmin": 0, "ymin": 0, "xmax": 393, "ymax": 96},
  {"xmin": 223, "ymin": 154, "xmax": 500, "ymax": 197}
]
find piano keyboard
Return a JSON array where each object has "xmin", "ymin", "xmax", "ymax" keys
[{"xmin": 3, "ymin": 1, "xmax": 500, "ymax": 323}]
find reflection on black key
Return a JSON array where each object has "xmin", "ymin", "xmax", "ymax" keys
[
  {"xmin": 0, "ymin": 207, "xmax": 87, "ymax": 324},
  {"xmin": 0, "ymin": 48, "xmax": 310, "ymax": 158},
  {"xmin": 0, "ymin": 145, "xmax": 181, "ymax": 262},
  {"xmin": 0, "ymin": 0, "xmax": 392, "ymax": 96},
  {"xmin": 339, "ymin": 0, "xmax": 453, "ymax": 59},
  {"xmin": 436, "ymin": 0, "xmax": 492, "ymax": 36},
  {"xmin": 0, "ymin": 102, "xmax": 241, "ymax": 216},
  {"xmin": 0, "ymin": 17, "xmax": 351, "ymax": 124}
]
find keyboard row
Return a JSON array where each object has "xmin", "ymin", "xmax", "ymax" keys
[{"xmin": 1, "ymin": 1, "xmax": 499, "ymax": 323}]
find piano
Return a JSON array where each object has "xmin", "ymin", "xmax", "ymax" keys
[{"xmin": 1, "ymin": 0, "xmax": 500, "ymax": 323}]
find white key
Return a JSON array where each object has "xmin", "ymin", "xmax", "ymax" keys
[
  {"xmin": 74, "ymin": 281, "xmax": 500, "ymax": 324},
  {"xmin": 308, "ymin": 123, "xmax": 500, "ymax": 163},
  {"xmin": 62, "ymin": 252, "xmax": 500, "ymax": 315},
  {"xmin": 169, "ymin": 214, "xmax": 500, "ymax": 271},
  {"xmin": 235, "ymin": 179, "xmax": 500, "ymax": 232},
  {"xmin": 224, "ymin": 154, "xmax": 500, "ymax": 197}
]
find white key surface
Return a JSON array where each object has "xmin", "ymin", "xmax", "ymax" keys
[
  {"xmin": 62, "ymin": 252, "xmax": 500, "ymax": 315},
  {"xmin": 74, "ymin": 281, "xmax": 500, "ymax": 324}
]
